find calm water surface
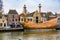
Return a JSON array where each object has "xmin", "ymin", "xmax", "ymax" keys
[
  {"xmin": 0, "ymin": 32, "xmax": 23, "ymax": 40},
  {"xmin": 24, "ymin": 30, "xmax": 60, "ymax": 40},
  {"xmin": 0, "ymin": 30, "xmax": 60, "ymax": 40}
]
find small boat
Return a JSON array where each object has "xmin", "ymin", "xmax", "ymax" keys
[{"xmin": 24, "ymin": 18, "xmax": 58, "ymax": 29}]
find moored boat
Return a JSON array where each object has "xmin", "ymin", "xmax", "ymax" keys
[{"xmin": 24, "ymin": 18, "xmax": 58, "ymax": 29}]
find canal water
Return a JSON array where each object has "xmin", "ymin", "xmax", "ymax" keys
[
  {"xmin": 0, "ymin": 30, "xmax": 60, "ymax": 40},
  {"xmin": 0, "ymin": 32, "xmax": 23, "ymax": 40}
]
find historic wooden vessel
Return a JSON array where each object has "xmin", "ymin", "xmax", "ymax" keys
[{"xmin": 24, "ymin": 18, "xmax": 58, "ymax": 29}]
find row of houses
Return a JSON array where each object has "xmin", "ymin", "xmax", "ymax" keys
[{"xmin": 0, "ymin": 4, "xmax": 57, "ymax": 28}]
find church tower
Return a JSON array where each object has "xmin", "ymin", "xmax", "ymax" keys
[
  {"xmin": 23, "ymin": 5, "xmax": 27, "ymax": 22},
  {"xmin": 23, "ymin": 5, "xmax": 27, "ymax": 14},
  {"xmin": 38, "ymin": 4, "xmax": 42, "ymax": 23},
  {"xmin": 0, "ymin": 0, "xmax": 3, "ymax": 13},
  {"xmin": 39, "ymin": 4, "xmax": 41, "ymax": 13}
]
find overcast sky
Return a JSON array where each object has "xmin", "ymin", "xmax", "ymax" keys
[{"xmin": 2, "ymin": 0, "xmax": 60, "ymax": 14}]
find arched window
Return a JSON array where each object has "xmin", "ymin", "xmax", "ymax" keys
[
  {"xmin": 4, "ymin": 23, "xmax": 6, "ymax": 26},
  {"xmin": 36, "ymin": 16, "xmax": 38, "ymax": 23}
]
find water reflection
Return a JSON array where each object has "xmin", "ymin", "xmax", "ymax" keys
[
  {"xmin": 0, "ymin": 32, "xmax": 23, "ymax": 40},
  {"xmin": 0, "ymin": 30, "xmax": 60, "ymax": 40},
  {"xmin": 24, "ymin": 30, "xmax": 60, "ymax": 40}
]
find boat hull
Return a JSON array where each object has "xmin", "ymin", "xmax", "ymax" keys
[{"xmin": 24, "ymin": 18, "xmax": 58, "ymax": 29}]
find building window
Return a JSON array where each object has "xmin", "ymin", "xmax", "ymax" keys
[
  {"xmin": 0, "ymin": 23, "xmax": 2, "ymax": 26},
  {"xmin": 36, "ymin": 16, "xmax": 38, "ymax": 23},
  {"xmin": 12, "ymin": 19, "xmax": 14, "ymax": 21},
  {"xmin": 13, "ymin": 15, "xmax": 14, "ymax": 18},
  {"xmin": 28, "ymin": 19, "xmax": 29, "ymax": 21},
  {"xmin": 28, "ymin": 19, "xmax": 32, "ymax": 21},
  {"xmin": 21, "ymin": 18, "xmax": 23, "ymax": 21},
  {"xmin": 16, "ymin": 19, "xmax": 17, "ymax": 21},
  {"xmin": 4, "ymin": 23, "xmax": 6, "ymax": 26},
  {"xmin": 30, "ymin": 19, "xmax": 32, "ymax": 21},
  {"xmin": 43, "ymin": 14, "xmax": 45, "ymax": 17},
  {"xmin": 36, "ymin": 16, "xmax": 38, "ymax": 19},
  {"xmin": 9, "ymin": 20, "xmax": 11, "ymax": 22}
]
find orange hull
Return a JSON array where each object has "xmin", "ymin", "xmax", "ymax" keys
[{"xmin": 24, "ymin": 18, "xmax": 58, "ymax": 29}]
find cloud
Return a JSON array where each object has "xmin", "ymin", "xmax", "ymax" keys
[{"xmin": 2, "ymin": 0, "xmax": 60, "ymax": 14}]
